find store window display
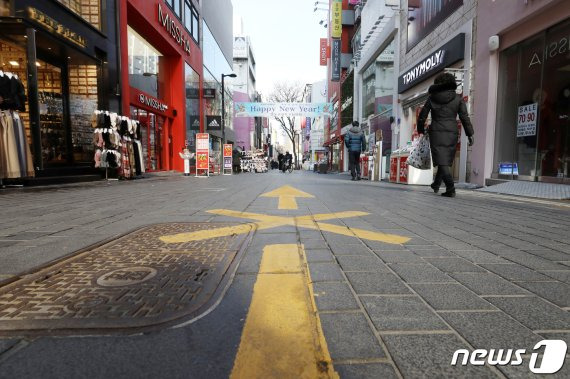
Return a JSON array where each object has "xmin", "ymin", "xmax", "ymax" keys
[
  {"xmin": 128, "ymin": 26, "xmax": 163, "ymax": 99},
  {"xmin": 56, "ymin": 0, "xmax": 101, "ymax": 29},
  {"xmin": 494, "ymin": 19, "xmax": 570, "ymax": 181}
]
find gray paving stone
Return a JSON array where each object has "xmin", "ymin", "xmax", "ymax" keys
[
  {"xmin": 451, "ymin": 250, "xmax": 509, "ymax": 264},
  {"xmin": 537, "ymin": 332, "xmax": 570, "ymax": 347},
  {"xmin": 383, "ymin": 334, "xmax": 496, "ymax": 378},
  {"xmin": 523, "ymin": 249, "xmax": 570, "ymax": 261},
  {"xmin": 346, "ymin": 272, "xmax": 411, "ymax": 295},
  {"xmin": 373, "ymin": 250, "xmax": 424, "ymax": 263},
  {"xmin": 304, "ymin": 249, "xmax": 335, "ymax": 263},
  {"xmin": 450, "ymin": 272, "xmax": 529, "ymax": 295},
  {"xmin": 516, "ymin": 281, "xmax": 570, "ymax": 307},
  {"xmin": 313, "ymin": 282, "xmax": 359, "ymax": 311},
  {"xmin": 410, "ymin": 248, "xmax": 456, "ymax": 257},
  {"xmin": 390, "ymin": 263, "xmax": 454, "ymax": 283},
  {"xmin": 0, "ymin": 338, "xmax": 18, "ymax": 354},
  {"xmin": 481, "ymin": 264, "xmax": 553, "ymax": 282},
  {"xmin": 424, "ymin": 258, "xmax": 486, "ymax": 273},
  {"xmin": 336, "ymin": 255, "xmax": 389, "ymax": 272},
  {"xmin": 486, "ymin": 297, "xmax": 570, "ymax": 330},
  {"xmin": 334, "ymin": 363, "xmax": 398, "ymax": 379},
  {"xmin": 329, "ymin": 244, "xmax": 372, "ymax": 256},
  {"xmin": 297, "ymin": 230, "xmax": 323, "ymax": 240},
  {"xmin": 308, "ymin": 262, "xmax": 345, "ymax": 282},
  {"xmin": 361, "ymin": 296, "xmax": 448, "ymax": 331},
  {"xmin": 542, "ymin": 271, "xmax": 570, "ymax": 284},
  {"xmin": 502, "ymin": 252, "xmax": 569, "ymax": 271},
  {"xmin": 319, "ymin": 313, "xmax": 386, "ymax": 360},
  {"xmin": 300, "ymin": 238, "xmax": 329, "ymax": 250},
  {"xmin": 364, "ymin": 241, "xmax": 407, "ymax": 250},
  {"xmin": 410, "ymin": 283, "xmax": 495, "ymax": 311},
  {"xmin": 440, "ymin": 312, "xmax": 542, "ymax": 350}
]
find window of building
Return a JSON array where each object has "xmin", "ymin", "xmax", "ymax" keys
[
  {"xmin": 185, "ymin": 63, "xmax": 200, "ymax": 150},
  {"xmin": 183, "ymin": 0, "xmax": 199, "ymax": 43},
  {"xmin": 56, "ymin": 0, "xmax": 101, "ymax": 29},
  {"xmin": 128, "ymin": 26, "xmax": 163, "ymax": 98},
  {"xmin": 494, "ymin": 19, "xmax": 570, "ymax": 180}
]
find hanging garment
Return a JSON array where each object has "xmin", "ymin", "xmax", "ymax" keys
[
  {"xmin": 0, "ymin": 111, "xmax": 22, "ymax": 178},
  {"xmin": 133, "ymin": 141, "xmax": 142, "ymax": 176},
  {"xmin": 135, "ymin": 140, "xmax": 145, "ymax": 173},
  {"xmin": 12, "ymin": 112, "xmax": 34, "ymax": 177},
  {"xmin": 128, "ymin": 139, "xmax": 136, "ymax": 176},
  {"xmin": 120, "ymin": 137, "xmax": 131, "ymax": 178}
]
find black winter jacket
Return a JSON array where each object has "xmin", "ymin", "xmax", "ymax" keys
[{"xmin": 417, "ymin": 82, "xmax": 474, "ymax": 166}]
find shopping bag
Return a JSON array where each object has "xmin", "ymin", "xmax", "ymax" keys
[{"xmin": 406, "ymin": 134, "xmax": 431, "ymax": 170}]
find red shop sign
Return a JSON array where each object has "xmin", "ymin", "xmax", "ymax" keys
[
  {"xmin": 130, "ymin": 88, "xmax": 171, "ymax": 117},
  {"xmin": 196, "ymin": 133, "xmax": 210, "ymax": 172}
]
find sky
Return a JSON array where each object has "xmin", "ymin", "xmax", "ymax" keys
[{"xmin": 231, "ymin": 0, "xmax": 328, "ymax": 98}]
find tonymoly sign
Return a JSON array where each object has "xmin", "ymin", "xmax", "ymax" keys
[{"xmin": 398, "ymin": 33, "xmax": 465, "ymax": 93}]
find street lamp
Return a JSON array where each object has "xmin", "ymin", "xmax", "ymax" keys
[{"xmin": 221, "ymin": 73, "xmax": 237, "ymax": 146}]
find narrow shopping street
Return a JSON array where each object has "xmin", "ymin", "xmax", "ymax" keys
[{"xmin": 0, "ymin": 171, "xmax": 568, "ymax": 378}]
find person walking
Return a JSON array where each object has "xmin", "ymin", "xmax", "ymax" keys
[
  {"xmin": 345, "ymin": 121, "xmax": 366, "ymax": 181},
  {"xmin": 417, "ymin": 73, "xmax": 474, "ymax": 197}
]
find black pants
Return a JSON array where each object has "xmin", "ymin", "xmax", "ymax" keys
[
  {"xmin": 349, "ymin": 151, "xmax": 361, "ymax": 178},
  {"xmin": 433, "ymin": 165, "xmax": 454, "ymax": 191}
]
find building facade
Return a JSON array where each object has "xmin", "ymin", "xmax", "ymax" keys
[
  {"xmin": 0, "ymin": 0, "xmax": 120, "ymax": 177},
  {"xmin": 396, "ymin": 0, "xmax": 477, "ymax": 184},
  {"xmin": 232, "ymin": 34, "xmax": 259, "ymax": 152},
  {"xmin": 324, "ymin": 0, "xmax": 357, "ymax": 173},
  {"xmin": 472, "ymin": 0, "xmax": 570, "ymax": 185}
]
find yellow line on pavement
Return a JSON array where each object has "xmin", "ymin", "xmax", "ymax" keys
[
  {"xmin": 158, "ymin": 224, "xmax": 254, "ymax": 243},
  {"xmin": 230, "ymin": 244, "xmax": 337, "ymax": 379},
  {"xmin": 315, "ymin": 222, "xmax": 411, "ymax": 244}
]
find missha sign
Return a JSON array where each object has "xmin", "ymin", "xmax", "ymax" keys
[
  {"xmin": 132, "ymin": 89, "xmax": 169, "ymax": 115},
  {"xmin": 398, "ymin": 33, "xmax": 465, "ymax": 93},
  {"xmin": 158, "ymin": 3, "xmax": 191, "ymax": 55}
]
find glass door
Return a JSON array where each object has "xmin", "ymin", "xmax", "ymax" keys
[
  {"xmin": 37, "ymin": 61, "xmax": 67, "ymax": 167},
  {"xmin": 130, "ymin": 107, "xmax": 165, "ymax": 171}
]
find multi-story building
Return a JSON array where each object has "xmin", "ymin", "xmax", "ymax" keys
[
  {"xmin": 323, "ymin": 0, "xmax": 357, "ymax": 173},
  {"xmin": 395, "ymin": 0, "xmax": 477, "ymax": 184},
  {"xmin": 232, "ymin": 33, "xmax": 260, "ymax": 151},
  {"xmin": 0, "ymin": 0, "xmax": 120, "ymax": 180},
  {"xmin": 118, "ymin": 0, "xmax": 234, "ymax": 173},
  {"xmin": 472, "ymin": 0, "xmax": 570, "ymax": 186},
  {"xmin": 305, "ymin": 80, "xmax": 328, "ymax": 164}
]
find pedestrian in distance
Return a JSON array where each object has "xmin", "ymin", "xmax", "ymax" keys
[
  {"xmin": 277, "ymin": 152, "xmax": 284, "ymax": 171},
  {"xmin": 417, "ymin": 72, "xmax": 474, "ymax": 197},
  {"xmin": 345, "ymin": 121, "xmax": 366, "ymax": 181}
]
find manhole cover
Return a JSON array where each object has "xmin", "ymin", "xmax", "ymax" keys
[{"xmin": 0, "ymin": 223, "xmax": 252, "ymax": 335}]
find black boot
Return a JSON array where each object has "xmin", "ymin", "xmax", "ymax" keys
[
  {"xmin": 441, "ymin": 189, "xmax": 456, "ymax": 197},
  {"xmin": 430, "ymin": 183, "xmax": 439, "ymax": 193}
]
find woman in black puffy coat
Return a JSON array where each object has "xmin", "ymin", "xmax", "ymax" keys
[{"xmin": 417, "ymin": 73, "xmax": 474, "ymax": 197}]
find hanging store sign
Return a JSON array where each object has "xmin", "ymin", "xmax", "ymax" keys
[
  {"xmin": 234, "ymin": 103, "xmax": 334, "ymax": 118},
  {"xmin": 27, "ymin": 8, "xmax": 86, "ymax": 48},
  {"xmin": 331, "ymin": 39, "xmax": 341, "ymax": 82},
  {"xmin": 131, "ymin": 88, "xmax": 170, "ymax": 117},
  {"xmin": 196, "ymin": 133, "xmax": 210, "ymax": 171},
  {"xmin": 158, "ymin": 3, "xmax": 191, "ymax": 55},
  {"xmin": 223, "ymin": 144, "xmax": 233, "ymax": 170},
  {"xmin": 203, "ymin": 88, "xmax": 216, "ymax": 99},
  {"xmin": 206, "ymin": 116, "xmax": 222, "ymax": 131},
  {"xmin": 331, "ymin": 0, "xmax": 343, "ymax": 39},
  {"xmin": 517, "ymin": 103, "xmax": 538, "ymax": 137},
  {"xmin": 320, "ymin": 38, "xmax": 328, "ymax": 66},
  {"xmin": 398, "ymin": 33, "xmax": 465, "ymax": 93}
]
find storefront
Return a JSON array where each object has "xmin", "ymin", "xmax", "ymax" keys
[
  {"xmin": 119, "ymin": 0, "xmax": 202, "ymax": 173},
  {"xmin": 397, "ymin": 32, "xmax": 471, "ymax": 182},
  {"xmin": 492, "ymin": 19, "xmax": 570, "ymax": 183},
  {"xmin": 0, "ymin": 0, "xmax": 119, "ymax": 177}
]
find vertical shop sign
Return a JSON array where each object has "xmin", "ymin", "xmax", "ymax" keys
[
  {"xmin": 320, "ymin": 38, "xmax": 328, "ymax": 66},
  {"xmin": 517, "ymin": 103, "xmax": 538, "ymax": 137},
  {"xmin": 331, "ymin": 0, "xmax": 342, "ymax": 39},
  {"xmin": 196, "ymin": 133, "xmax": 210, "ymax": 175},
  {"xmin": 223, "ymin": 144, "xmax": 233, "ymax": 175},
  {"xmin": 331, "ymin": 39, "xmax": 341, "ymax": 82}
]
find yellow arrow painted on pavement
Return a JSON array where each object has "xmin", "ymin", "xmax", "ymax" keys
[
  {"xmin": 261, "ymin": 185, "xmax": 314, "ymax": 210},
  {"xmin": 159, "ymin": 209, "xmax": 410, "ymax": 245}
]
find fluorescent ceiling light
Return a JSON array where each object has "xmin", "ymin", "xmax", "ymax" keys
[{"xmin": 9, "ymin": 61, "xmax": 19, "ymax": 67}]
